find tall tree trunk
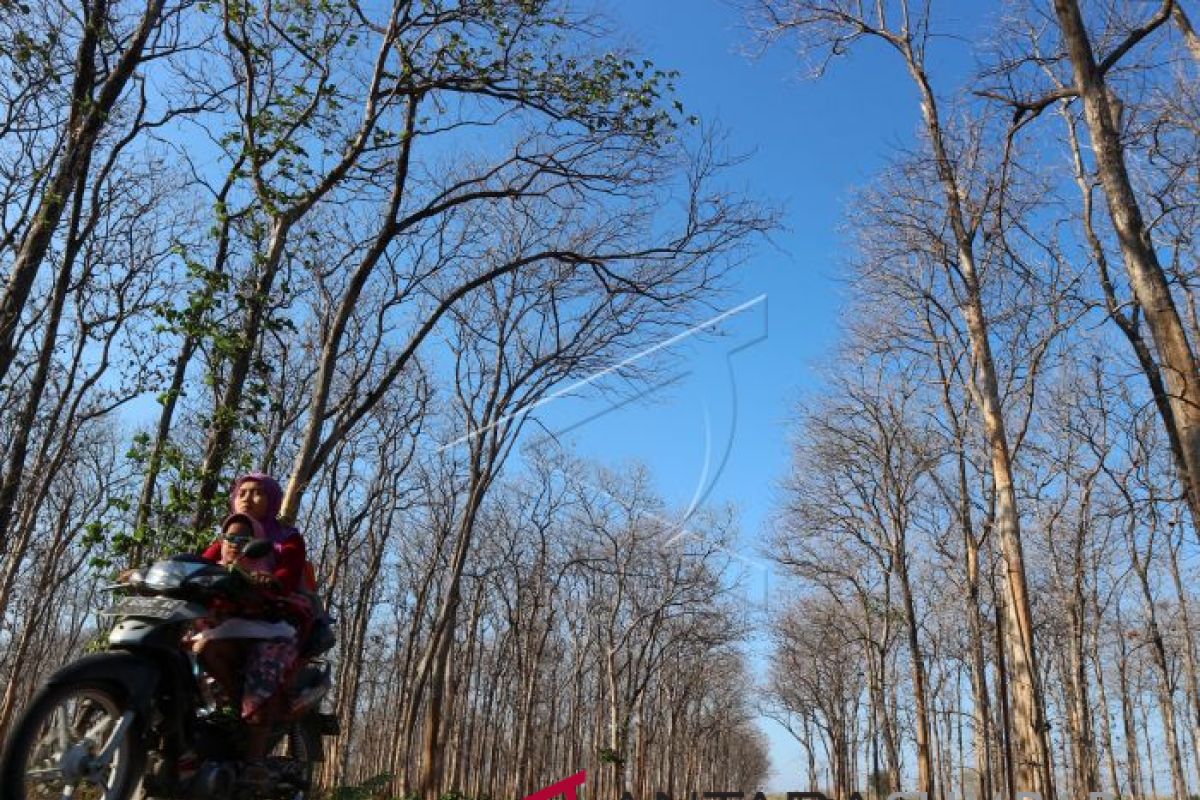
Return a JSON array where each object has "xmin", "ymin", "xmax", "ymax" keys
[
  {"xmin": 1090, "ymin": 639, "xmax": 1121, "ymax": 799},
  {"xmin": 1116, "ymin": 612, "xmax": 1144, "ymax": 800},
  {"xmin": 899, "ymin": 43, "xmax": 1053, "ymax": 797},
  {"xmin": 449, "ymin": 587, "xmax": 483, "ymax": 793},
  {"xmin": 0, "ymin": 0, "xmax": 167, "ymax": 385},
  {"xmin": 323, "ymin": 533, "xmax": 386, "ymax": 788},
  {"xmin": 190, "ymin": 217, "xmax": 292, "ymax": 532},
  {"xmin": 897, "ymin": 550, "xmax": 935, "ymax": 797},
  {"xmin": 1169, "ymin": 526, "xmax": 1200, "ymax": 788},
  {"xmin": 1140, "ymin": 694, "xmax": 1160, "ymax": 800},
  {"xmin": 1172, "ymin": 2, "xmax": 1200, "ymax": 63},
  {"xmin": 419, "ymin": 478, "xmax": 492, "ymax": 799},
  {"xmin": 1132, "ymin": 554, "xmax": 1188, "ymax": 800},
  {"xmin": 963, "ymin": 494, "xmax": 993, "ymax": 800},
  {"xmin": 1053, "ymin": 0, "xmax": 1200, "ymax": 527},
  {"xmin": 131, "ymin": 165, "xmax": 243, "ymax": 555},
  {"xmin": 1064, "ymin": 632, "xmax": 1097, "ymax": 800},
  {"xmin": 1063, "ymin": 108, "xmax": 1200, "ymax": 540},
  {"xmin": 0, "ymin": 163, "xmax": 89, "ymax": 611},
  {"xmin": 1066, "ymin": 508, "xmax": 1098, "ymax": 799},
  {"xmin": 958, "ymin": 286, "xmax": 1051, "ymax": 799},
  {"xmin": 995, "ymin": 589, "xmax": 1016, "ymax": 800}
]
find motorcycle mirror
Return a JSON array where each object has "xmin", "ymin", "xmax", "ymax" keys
[{"xmin": 242, "ymin": 539, "xmax": 273, "ymax": 560}]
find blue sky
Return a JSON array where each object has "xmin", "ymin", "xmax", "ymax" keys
[{"xmin": 530, "ymin": 0, "xmax": 994, "ymax": 790}]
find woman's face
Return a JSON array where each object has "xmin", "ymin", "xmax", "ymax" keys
[{"xmin": 234, "ymin": 480, "xmax": 272, "ymax": 520}]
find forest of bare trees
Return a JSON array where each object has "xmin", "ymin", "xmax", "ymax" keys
[
  {"xmin": 4, "ymin": 1, "xmax": 1200, "ymax": 800},
  {"xmin": 755, "ymin": 2, "xmax": 1200, "ymax": 800},
  {"xmin": 0, "ymin": 0, "xmax": 772, "ymax": 797}
]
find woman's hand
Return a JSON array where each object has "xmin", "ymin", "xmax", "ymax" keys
[
  {"xmin": 220, "ymin": 539, "xmax": 242, "ymax": 565},
  {"xmin": 250, "ymin": 571, "xmax": 282, "ymax": 591}
]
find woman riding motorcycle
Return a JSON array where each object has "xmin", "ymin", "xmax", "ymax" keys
[
  {"xmin": 0, "ymin": 471, "xmax": 335, "ymax": 800},
  {"xmin": 195, "ymin": 473, "xmax": 313, "ymax": 776}
]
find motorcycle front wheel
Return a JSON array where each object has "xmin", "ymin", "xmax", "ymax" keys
[{"xmin": 0, "ymin": 679, "xmax": 143, "ymax": 800}]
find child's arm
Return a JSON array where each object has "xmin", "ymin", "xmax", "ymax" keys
[{"xmin": 201, "ymin": 539, "xmax": 223, "ymax": 563}]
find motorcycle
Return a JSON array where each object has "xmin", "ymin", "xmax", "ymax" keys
[{"xmin": 0, "ymin": 540, "xmax": 338, "ymax": 800}]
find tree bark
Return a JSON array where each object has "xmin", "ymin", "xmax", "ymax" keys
[
  {"xmin": 1130, "ymin": 538, "xmax": 1188, "ymax": 800},
  {"xmin": 1090, "ymin": 635, "xmax": 1121, "ymax": 799},
  {"xmin": 131, "ymin": 164, "xmax": 244, "ymax": 555},
  {"xmin": 1168, "ymin": 523, "xmax": 1200, "ymax": 788},
  {"xmin": 1115, "ymin": 607, "xmax": 1144, "ymax": 800},
  {"xmin": 1062, "ymin": 103, "xmax": 1200, "ymax": 536},
  {"xmin": 0, "ymin": 0, "xmax": 166, "ymax": 385},
  {"xmin": 1173, "ymin": 1, "xmax": 1200, "ymax": 63},
  {"xmin": 892, "ymin": 39, "xmax": 1054, "ymax": 797},
  {"xmin": 1054, "ymin": 0, "xmax": 1200, "ymax": 530},
  {"xmin": 897, "ymin": 549, "xmax": 935, "ymax": 797},
  {"xmin": 190, "ymin": 218, "xmax": 291, "ymax": 531},
  {"xmin": 0, "ymin": 161, "xmax": 90, "ymax": 611}
]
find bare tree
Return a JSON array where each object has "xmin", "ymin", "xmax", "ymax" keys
[
  {"xmin": 0, "ymin": 0, "xmax": 176, "ymax": 384},
  {"xmin": 747, "ymin": 3, "xmax": 1055, "ymax": 791},
  {"xmin": 774, "ymin": 359, "xmax": 940, "ymax": 796}
]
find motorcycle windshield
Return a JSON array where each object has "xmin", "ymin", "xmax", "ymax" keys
[{"xmin": 144, "ymin": 559, "xmax": 210, "ymax": 590}]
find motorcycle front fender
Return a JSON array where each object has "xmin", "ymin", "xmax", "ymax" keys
[{"xmin": 46, "ymin": 651, "xmax": 161, "ymax": 716}]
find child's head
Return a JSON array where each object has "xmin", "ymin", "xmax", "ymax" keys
[
  {"xmin": 219, "ymin": 513, "xmax": 267, "ymax": 566},
  {"xmin": 223, "ymin": 517, "xmax": 255, "ymax": 543}
]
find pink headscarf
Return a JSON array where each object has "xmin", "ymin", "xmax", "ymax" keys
[{"xmin": 229, "ymin": 472, "xmax": 293, "ymax": 544}]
